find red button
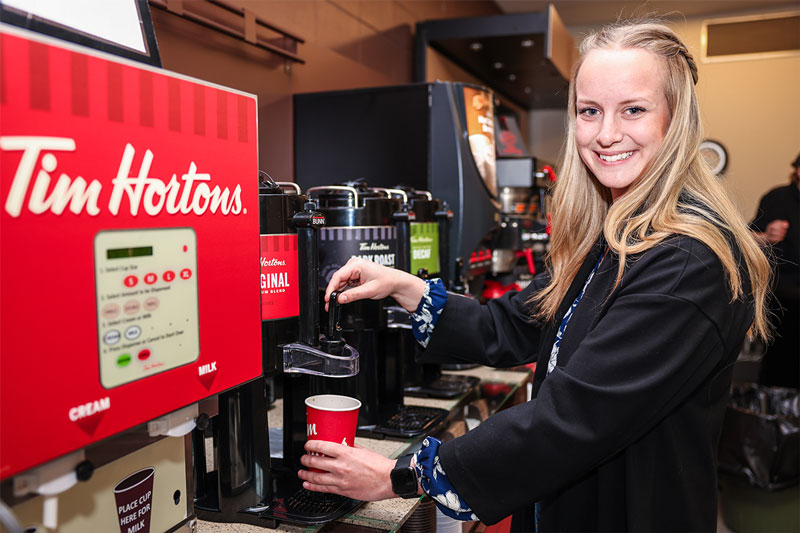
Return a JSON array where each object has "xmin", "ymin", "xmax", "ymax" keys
[
  {"xmin": 137, "ymin": 349, "xmax": 151, "ymax": 360},
  {"xmin": 163, "ymin": 270, "xmax": 175, "ymax": 282},
  {"xmin": 144, "ymin": 273, "xmax": 157, "ymax": 285},
  {"xmin": 123, "ymin": 275, "xmax": 138, "ymax": 288},
  {"xmin": 180, "ymin": 268, "xmax": 192, "ymax": 280}
]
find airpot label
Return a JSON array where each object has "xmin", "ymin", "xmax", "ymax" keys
[{"xmin": 318, "ymin": 226, "xmax": 397, "ymax": 285}]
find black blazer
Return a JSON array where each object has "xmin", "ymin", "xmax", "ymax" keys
[{"xmin": 420, "ymin": 235, "xmax": 754, "ymax": 532}]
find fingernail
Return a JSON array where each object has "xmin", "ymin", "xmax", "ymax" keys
[{"xmin": 339, "ymin": 294, "xmax": 347, "ymax": 303}]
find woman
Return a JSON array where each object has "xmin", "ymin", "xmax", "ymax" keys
[{"xmin": 298, "ymin": 20, "xmax": 771, "ymax": 532}]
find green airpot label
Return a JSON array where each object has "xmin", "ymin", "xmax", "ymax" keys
[{"xmin": 410, "ymin": 222, "xmax": 440, "ymax": 275}]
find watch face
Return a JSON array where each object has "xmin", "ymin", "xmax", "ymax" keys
[{"xmin": 391, "ymin": 457, "xmax": 418, "ymax": 497}]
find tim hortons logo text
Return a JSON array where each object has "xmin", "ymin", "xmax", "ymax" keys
[{"xmin": 0, "ymin": 136, "xmax": 243, "ymax": 217}]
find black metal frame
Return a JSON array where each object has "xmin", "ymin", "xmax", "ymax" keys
[
  {"xmin": 0, "ymin": 0, "xmax": 162, "ymax": 67},
  {"xmin": 414, "ymin": 10, "xmax": 568, "ymax": 110}
]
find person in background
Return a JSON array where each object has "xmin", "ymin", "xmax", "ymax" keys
[
  {"xmin": 751, "ymin": 153, "xmax": 800, "ymax": 388},
  {"xmin": 298, "ymin": 19, "xmax": 772, "ymax": 532}
]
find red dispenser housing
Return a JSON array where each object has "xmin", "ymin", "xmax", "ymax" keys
[{"xmin": 0, "ymin": 26, "xmax": 262, "ymax": 480}]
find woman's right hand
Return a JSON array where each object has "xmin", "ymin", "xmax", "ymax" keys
[{"xmin": 324, "ymin": 257, "xmax": 426, "ymax": 312}]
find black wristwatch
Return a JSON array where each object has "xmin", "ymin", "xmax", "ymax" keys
[{"xmin": 390, "ymin": 454, "xmax": 419, "ymax": 499}]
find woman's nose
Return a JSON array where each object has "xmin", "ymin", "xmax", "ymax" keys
[{"xmin": 597, "ymin": 116, "xmax": 623, "ymax": 146}]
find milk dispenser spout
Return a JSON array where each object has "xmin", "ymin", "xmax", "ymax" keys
[{"xmin": 282, "ymin": 203, "xmax": 359, "ymax": 377}]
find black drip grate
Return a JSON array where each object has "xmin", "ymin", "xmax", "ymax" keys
[
  {"xmin": 286, "ymin": 488, "xmax": 350, "ymax": 516},
  {"xmin": 430, "ymin": 374, "xmax": 477, "ymax": 393},
  {"xmin": 406, "ymin": 374, "xmax": 480, "ymax": 399},
  {"xmin": 385, "ymin": 406, "xmax": 442, "ymax": 431}
]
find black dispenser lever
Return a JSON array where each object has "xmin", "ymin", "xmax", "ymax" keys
[{"xmin": 320, "ymin": 291, "xmax": 345, "ymax": 356}]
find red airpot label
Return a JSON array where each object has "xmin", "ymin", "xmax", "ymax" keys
[{"xmin": 260, "ymin": 234, "xmax": 299, "ymax": 320}]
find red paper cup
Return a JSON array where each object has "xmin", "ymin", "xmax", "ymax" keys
[{"xmin": 305, "ymin": 394, "xmax": 361, "ymax": 472}]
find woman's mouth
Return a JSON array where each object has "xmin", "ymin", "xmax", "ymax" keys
[{"xmin": 597, "ymin": 151, "xmax": 634, "ymax": 162}]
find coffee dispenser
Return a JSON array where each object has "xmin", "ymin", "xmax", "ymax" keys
[
  {"xmin": 266, "ymin": 196, "xmax": 363, "ymax": 525},
  {"xmin": 380, "ymin": 186, "xmax": 480, "ymax": 399},
  {"xmin": 192, "ymin": 175, "xmax": 361, "ymax": 527},
  {"xmin": 0, "ymin": 24, "xmax": 261, "ymax": 532},
  {"xmin": 308, "ymin": 182, "xmax": 448, "ymax": 439}
]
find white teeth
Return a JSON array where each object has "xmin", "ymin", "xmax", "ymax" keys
[{"xmin": 598, "ymin": 151, "xmax": 634, "ymax": 162}]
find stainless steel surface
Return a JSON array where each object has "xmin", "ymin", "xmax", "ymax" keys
[
  {"xmin": 491, "ymin": 248, "xmax": 518, "ymax": 274},
  {"xmin": 499, "ymin": 186, "xmax": 533, "ymax": 214}
]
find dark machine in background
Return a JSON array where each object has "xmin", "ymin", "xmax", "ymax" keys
[
  {"xmin": 294, "ymin": 81, "xmax": 500, "ymax": 291},
  {"xmin": 193, "ymin": 175, "xmax": 361, "ymax": 527},
  {"xmin": 307, "ymin": 182, "xmax": 448, "ymax": 438},
  {"xmin": 410, "ymin": 7, "xmax": 574, "ymax": 298}
]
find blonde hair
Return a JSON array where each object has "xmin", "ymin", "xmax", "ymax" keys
[{"xmin": 533, "ymin": 19, "xmax": 771, "ymax": 340}]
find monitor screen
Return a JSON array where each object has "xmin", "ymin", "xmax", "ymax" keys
[
  {"xmin": 462, "ymin": 85, "xmax": 498, "ymax": 199},
  {"xmin": 1, "ymin": 0, "xmax": 161, "ymax": 67}
]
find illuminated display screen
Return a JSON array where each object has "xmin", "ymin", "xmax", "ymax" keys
[{"xmin": 106, "ymin": 246, "xmax": 153, "ymax": 260}]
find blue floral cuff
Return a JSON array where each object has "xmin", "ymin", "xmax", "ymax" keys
[
  {"xmin": 410, "ymin": 278, "xmax": 447, "ymax": 348},
  {"xmin": 413, "ymin": 437, "xmax": 478, "ymax": 521}
]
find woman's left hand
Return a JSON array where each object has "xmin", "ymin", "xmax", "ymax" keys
[{"xmin": 298, "ymin": 440, "xmax": 397, "ymax": 501}]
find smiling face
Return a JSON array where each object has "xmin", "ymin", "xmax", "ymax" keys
[{"xmin": 575, "ymin": 48, "xmax": 671, "ymax": 201}]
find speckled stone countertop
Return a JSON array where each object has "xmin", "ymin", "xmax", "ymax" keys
[{"xmin": 197, "ymin": 366, "xmax": 532, "ymax": 533}]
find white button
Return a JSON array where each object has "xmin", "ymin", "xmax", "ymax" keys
[
  {"xmin": 124, "ymin": 325, "xmax": 142, "ymax": 340},
  {"xmin": 104, "ymin": 330, "xmax": 121, "ymax": 345}
]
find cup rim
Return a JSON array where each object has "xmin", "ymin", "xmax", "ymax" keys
[
  {"xmin": 305, "ymin": 394, "xmax": 361, "ymax": 412},
  {"xmin": 113, "ymin": 466, "xmax": 155, "ymax": 493}
]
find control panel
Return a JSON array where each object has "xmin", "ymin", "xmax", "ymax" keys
[{"xmin": 95, "ymin": 228, "xmax": 200, "ymax": 388}]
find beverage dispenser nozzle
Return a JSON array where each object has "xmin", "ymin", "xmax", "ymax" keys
[
  {"xmin": 282, "ymin": 204, "xmax": 359, "ymax": 377},
  {"xmin": 319, "ymin": 291, "xmax": 345, "ymax": 356}
]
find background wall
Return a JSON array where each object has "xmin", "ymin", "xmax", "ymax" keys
[
  {"xmin": 151, "ymin": 0, "xmax": 501, "ymax": 182},
  {"xmin": 152, "ymin": 2, "xmax": 798, "ymax": 219},
  {"xmin": 530, "ymin": 7, "xmax": 800, "ymax": 220}
]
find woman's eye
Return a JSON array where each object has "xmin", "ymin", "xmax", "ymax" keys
[
  {"xmin": 578, "ymin": 107, "xmax": 599, "ymax": 117},
  {"xmin": 625, "ymin": 106, "xmax": 646, "ymax": 116}
]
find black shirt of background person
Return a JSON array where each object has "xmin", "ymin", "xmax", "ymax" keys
[
  {"xmin": 751, "ymin": 183, "xmax": 800, "ymax": 290},
  {"xmin": 750, "ymin": 183, "xmax": 799, "ymax": 388}
]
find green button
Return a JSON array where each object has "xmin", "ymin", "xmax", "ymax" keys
[{"xmin": 117, "ymin": 354, "xmax": 132, "ymax": 367}]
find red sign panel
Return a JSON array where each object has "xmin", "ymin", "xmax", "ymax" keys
[
  {"xmin": 0, "ymin": 27, "xmax": 262, "ymax": 479},
  {"xmin": 260, "ymin": 234, "xmax": 299, "ymax": 320}
]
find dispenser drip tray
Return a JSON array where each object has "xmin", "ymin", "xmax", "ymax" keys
[
  {"xmin": 366, "ymin": 405, "xmax": 448, "ymax": 439},
  {"xmin": 264, "ymin": 487, "xmax": 361, "ymax": 526},
  {"xmin": 287, "ymin": 488, "xmax": 351, "ymax": 516},
  {"xmin": 405, "ymin": 374, "xmax": 480, "ymax": 399}
]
